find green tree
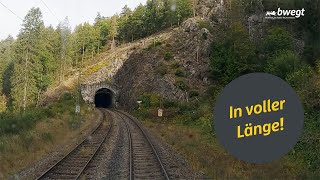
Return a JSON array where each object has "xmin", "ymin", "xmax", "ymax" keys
[
  {"xmin": 94, "ymin": 14, "xmax": 111, "ymax": 46},
  {"xmin": 110, "ymin": 15, "xmax": 118, "ymax": 49},
  {"xmin": 266, "ymin": 50, "xmax": 303, "ymax": 80},
  {"xmin": 72, "ymin": 22, "xmax": 100, "ymax": 66},
  {"xmin": 210, "ymin": 22, "xmax": 257, "ymax": 84},
  {"xmin": 12, "ymin": 7, "xmax": 45, "ymax": 111},
  {"xmin": 264, "ymin": 27, "xmax": 294, "ymax": 55},
  {"xmin": 57, "ymin": 17, "xmax": 72, "ymax": 83}
]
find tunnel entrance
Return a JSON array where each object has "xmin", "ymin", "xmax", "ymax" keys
[{"xmin": 94, "ymin": 88, "xmax": 114, "ymax": 108}]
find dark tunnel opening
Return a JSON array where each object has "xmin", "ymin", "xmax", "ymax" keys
[{"xmin": 94, "ymin": 88, "xmax": 113, "ymax": 108}]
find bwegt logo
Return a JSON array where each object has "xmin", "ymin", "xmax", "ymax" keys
[{"xmin": 266, "ymin": 8, "xmax": 305, "ymax": 19}]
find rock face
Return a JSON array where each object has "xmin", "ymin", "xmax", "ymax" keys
[
  {"xmin": 82, "ymin": 0, "xmax": 305, "ymax": 109},
  {"xmin": 82, "ymin": 20, "xmax": 214, "ymax": 109},
  {"xmin": 112, "ymin": 20, "xmax": 214, "ymax": 109},
  {"xmin": 197, "ymin": 0, "xmax": 226, "ymax": 21}
]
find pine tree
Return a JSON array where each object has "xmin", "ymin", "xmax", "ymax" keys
[
  {"xmin": 110, "ymin": 15, "xmax": 118, "ymax": 50},
  {"xmin": 12, "ymin": 7, "xmax": 45, "ymax": 111}
]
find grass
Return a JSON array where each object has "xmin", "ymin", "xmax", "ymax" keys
[
  {"xmin": 0, "ymin": 92, "xmax": 98, "ymax": 179},
  {"xmin": 164, "ymin": 51, "xmax": 174, "ymax": 61},
  {"xmin": 143, "ymin": 121, "xmax": 307, "ymax": 179},
  {"xmin": 83, "ymin": 60, "xmax": 110, "ymax": 77},
  {"xmin": 133, "ymin": 94, "xmax": 320, "ymax": 179}
]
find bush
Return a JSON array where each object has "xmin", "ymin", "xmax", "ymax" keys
[
  {"xmin": 164, "ymin": 52, "xmax": 174, "ymax": 61},
  {"xmin": 163, "ymin": 99, "xmax": 179, "ymax": 108},
  {"xmin": 264, "ymin": 27, "xmax": 293, "ymax": 55},
  {"xmin": 41, "ymin": 132, "xmax": 54, "ymax": 143},
  {"xmin": 20, "ymin": 132, "xmax": 34, "ymax": 150},
  {"xmin": 198, "ymin": 20, "xmax": 214, "ymax": 34},
  {"xmin": 147, "ymin": 39, "xmax": 162, "ymax": 50},
  {"xmin": 209, "ymin": 22, "xmax": 257, "ymax": 84},
  {"xmin": 175, "ymin": 68, "xmax": 186, "ymax": 77},
  {"xmin": 154, "ymin": 39, "xmax": 162, "ymax": 47},
  {"xmin": 175, "ymin": 79, "xmax": 189, "ymax": 91},
  {"xmin": 156, "ymin": 62, "xmax": 168, "ymax": 76},
  {"xmin": 0, "ymin": 110, "xmax": 46, "ymax": 135},
  {"xmin": 0, "ymin": 91, "xmax": 78, "ymax": 136},
  {"xmin": 139, "ymin": 93, "xmax": 161, "ymax": 108},
  {"xmin": 62, "ymin": 91, "xmax": 73, "ymax": 101},
  {"xmin": 266, "ymin": 50, "xmax": 302, "ymax": 79},
  {"xmin": 189, "ymin": 90, "xmax": 199, "ymax": 98},
  {"xmin": 287, "ymin": 68, "xmax": 320, "ymax": 110},
  {"xmin": 171, "ymin": 62, "xmax": 180, "ymax": 69}
]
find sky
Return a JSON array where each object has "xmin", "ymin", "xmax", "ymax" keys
[{"xmin": 0, "ymin": 0, "xmax": 147, "ymax": 40}]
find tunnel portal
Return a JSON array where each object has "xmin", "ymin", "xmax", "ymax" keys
[{"xmin": 94, "ymin": 88, "xmax": 114, "ymax": 108}]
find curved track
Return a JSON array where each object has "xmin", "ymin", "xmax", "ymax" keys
[
  {"xmin": 36, "ymin": 109, "xmax": 113, "ymax": 180},
  {"xmin": 111, "ymin": 109, "xmax": 170, "ymax": 180}
]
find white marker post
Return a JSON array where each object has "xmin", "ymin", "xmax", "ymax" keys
[
  {"xmin": 158, "ymin": 108, "xmax": 163, "ymax": 117},
  {"xmin": 76, "ymin": 105, "xmax": 81, "ymax": 113}
]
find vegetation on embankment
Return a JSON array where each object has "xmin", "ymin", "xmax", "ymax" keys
[
  {"xmin": 0, "ymin": 92, "xmax": 97, "ymax": 179},
  {"xmin": 133, "ymin": 91, "xmax": 319, "ymax": 179},
  {"xmin": 132, "ymin": 1, "xmax": 320, "ymax": 178},
  {"xmin": 0, "ymin": 0, "xmax": 194, "ymax": 112}
]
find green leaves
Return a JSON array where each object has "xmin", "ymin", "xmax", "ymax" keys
[
  {"xmin": 118, "ymin": 0, "xmax": 193, "ymax": 42},
  {"xmin": 266, "ymin": 50, "xmax": 302, "ymax": 80},
  {"xmin": 264, "ymin": 27, "xmax": 294, "ymax": 55},
  {"xmin": 209, "ymin": 22, "xmax": 257, "ymax": 84}
]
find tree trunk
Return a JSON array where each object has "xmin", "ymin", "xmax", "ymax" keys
[
  {"xmin": 23, "ymin": 49, "xmax": 29, "ymax": 112},
  {"xmin": 81, "ymin": 42, "xmax": 85, "ymax": 67},
  {"xmin": 62, "ymin": 55, "xmax": 65, "ymax": 82}
]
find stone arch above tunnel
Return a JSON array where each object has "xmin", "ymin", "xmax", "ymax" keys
[{"xmin": 80, "ymin": 82, "xmax": 118, "ymax": 107}]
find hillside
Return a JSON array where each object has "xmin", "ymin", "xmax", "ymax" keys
[
  {"xmin": 77, "ymin": 0, "xmax": 320, "ymax": 178},
  {"xmin": 0, "ymin": 0, "xmax": 319, "ymax": 179}
]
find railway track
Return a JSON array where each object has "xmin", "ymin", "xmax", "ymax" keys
[
  {"xmin": 111, "ymin": 109, "xmax": 170, "ymax": 180},
  {"xmin": 36, "ymin": 109, "xmax": 113, "ymax": 180}
]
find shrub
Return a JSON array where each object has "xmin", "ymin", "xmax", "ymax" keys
[
  {"xmin": 154, "ymin": 39, "xmax": 162, "ymax": 47},
  {"xmin": 41, "ymin": 132, "xmax": 54, "ymax": 143},
  {"xmin": 20, "ymin": 132, "xmax": 34, "ymax": 150},
  {"xmin": 264, "ymin": 27, "xmax": 293, "ymax": 54},
  {"xmin": 287, "ymin": 67, "xmax": 320, "ymax": 110},
  {"xmin": 209, "ymin": 22, "xmax": 257, "ymax": 84},
  {"xmin": 0, "ymin": 140, "xmax": 5, "ymax": 152},
  {"xmin": 0, "ymin": 91, "xmax": 78, "ymax": 136},
  {"xmin": 207, "ymin": 85, "xmax": 223, "ymax": 98},
  {"xmin": 198, "ymin": 20, "xmax": 214, "ymax": 34},
  {"xmin": 266, "ymin": 50, "xmax": 302, "ymax": 79},
  {"xmin": 175, "ymin": 79, "xmax": 189, "ymax": 91},
  {"xmin": 62, "ymin": 91, "xmax": 73, "ymax": 101},
  {"xmin": 156, "ymin": 62, "xmax": 168, "ymax": 76},
  {"xmin": 189, "ymin": 90, "xmax": 199, "ymax": 98},
  {"xmin": 139, "ymin": 93, "xmax": 161, "ymax": 108},
  {"xmin": 171, "ymin": 62, "xmax": 180, "ymax": 69},
  {"xmin": 0, "ymin": 110, "xmax": 46, "ymax": 135},
  {"xmin": 164, "ymin": 52, "xmax": 174, "ymax": 61},
  {"xmin": 163, "ymin": 100, "xmax": 179, "ymax": 109},
  {"xmin": 147, "ymin": 39, "xmax": 162, "ymax": 50},
  {"xmin": 175, "ymin": 68, "xmax": 186, "ymax": 77}
]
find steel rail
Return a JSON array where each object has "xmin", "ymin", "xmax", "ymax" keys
[
  {"xmin": 112, "ymin": 109, "xmax": 170, "ymax": 180},
  {"xmin": 36, "ymin": 108, "xmax": 113, "ymax": 180}
]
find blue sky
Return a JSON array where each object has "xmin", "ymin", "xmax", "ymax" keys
[{"xmin": 0, "ymin": 0, "xmax": 147, "ymax": 40}]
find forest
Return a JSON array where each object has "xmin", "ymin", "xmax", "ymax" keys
[{"xmin": 0, "ymin": 0, "xmax": 193, "ymax": 113}]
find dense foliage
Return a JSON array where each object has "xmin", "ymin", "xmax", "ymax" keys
[{"xmin": 208, "ymin": 0, "xmax": 320, "ymax": 173}]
